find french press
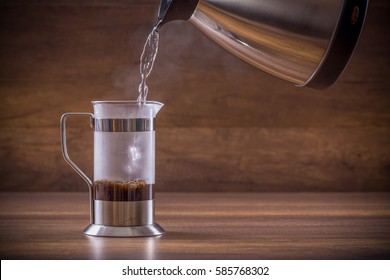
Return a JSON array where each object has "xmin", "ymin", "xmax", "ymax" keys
[{"xmin": 60, "ymin": 101, "xmax": 165, "ymax": 237}]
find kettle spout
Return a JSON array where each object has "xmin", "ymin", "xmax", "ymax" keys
[{"xmin": 156, "ymin": 0, "xmax": 199, "ymax": 28}]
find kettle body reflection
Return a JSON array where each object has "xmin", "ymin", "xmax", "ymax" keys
[{"xmin": 157, "ymin": 0, "xmax": 369, "ymax": 89}]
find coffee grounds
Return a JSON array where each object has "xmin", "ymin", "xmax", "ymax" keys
[{"xmin": 93, "ymin": 179, "xmax": 154, "ymax": 201}]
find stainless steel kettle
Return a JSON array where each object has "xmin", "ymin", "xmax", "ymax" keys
[{"xmin": 156, "ymin": 0, "xmax": 369, "ymax": 89}]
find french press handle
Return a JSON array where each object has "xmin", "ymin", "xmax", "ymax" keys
[{"xmin": 60, "ymin": 113, "xmax": 94, "ymax": 189}]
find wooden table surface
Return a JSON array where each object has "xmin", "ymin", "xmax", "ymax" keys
[{"xmin": 0, "ymin": 192, "xmax": 389, "ymax": 260}]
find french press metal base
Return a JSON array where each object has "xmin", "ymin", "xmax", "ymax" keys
[
  {"xmin": 83, "ymin": 199, "xmax": 165, "ymax": 237},
  {"xmin": 84, "ymin": 224, "xmax": 165, "ymax": 237}
]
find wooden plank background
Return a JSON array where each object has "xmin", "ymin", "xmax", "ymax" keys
[{"xmin": 0, "ymin": 0, "xmax": 389, "ymax": 192}]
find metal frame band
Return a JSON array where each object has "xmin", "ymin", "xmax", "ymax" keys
[
  {"xmin": 94, "ymin": 118, "xmax": 155, "ymax": 132},
  {"xmin": 93, "ymin": 200, "xmax": 154, "ymax": 226}
]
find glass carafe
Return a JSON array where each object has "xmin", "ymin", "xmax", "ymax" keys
[{"xmin": 60, "ymin": 101, "xmax": 164, "ymax": 237}]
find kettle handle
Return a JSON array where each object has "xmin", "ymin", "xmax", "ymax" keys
[{"xmin": 60, "ymin": 113, "xmax": 94, "ymax": 189}]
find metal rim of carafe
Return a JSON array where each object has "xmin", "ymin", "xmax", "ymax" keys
[{"xmin": 91, "ymin": 100, "xmax": 164, "ymax": 106}]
